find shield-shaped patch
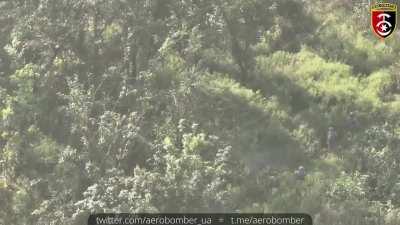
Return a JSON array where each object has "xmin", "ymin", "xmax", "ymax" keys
[{"xmin": 371, "ymin": 2, "xmax": 397, "ymax": 39}]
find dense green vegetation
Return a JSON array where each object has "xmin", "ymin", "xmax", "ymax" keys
[{"xmin": 1, "ymin": 0, "xmax": 400, "ymax": 224}]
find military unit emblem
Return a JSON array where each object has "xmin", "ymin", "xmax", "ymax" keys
[{"xmin": 371, "ymin": 2, "xmax": 397, "ymax": 39}]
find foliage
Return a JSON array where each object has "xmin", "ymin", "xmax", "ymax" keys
[{"xmin": 1, "ymin": 0, "xmax": 400, "ymax": 224}]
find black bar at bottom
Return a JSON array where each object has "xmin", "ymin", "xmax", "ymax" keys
[{"xmin": 88, "ymin": 213, "xmax": 312, "ymax": 225}]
